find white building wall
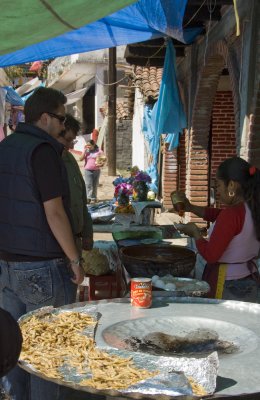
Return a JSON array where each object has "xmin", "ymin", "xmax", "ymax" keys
[
  {"xmin": 132, "ymin": 88, "xmax": 147, "ymax": 170},
  {"xmin": 95, "ymin": 65, "xmax": 107, "ymax": 129}
]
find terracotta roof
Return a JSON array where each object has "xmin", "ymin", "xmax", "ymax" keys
[
  {"xmin": 100, "ymin": 65, "xmax": 163, "ymax": 121},
  {"xmin": 99, "ymin": 98, "xmax": 133, "ymax": 121},
  {"xmin": 133, "ymin": 66, "xmax": 163, "ymax": 103}
]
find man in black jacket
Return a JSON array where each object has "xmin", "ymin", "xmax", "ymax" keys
[{"xmin": 0, "ymin": 87, "xmax": 84, "ymax": 400}]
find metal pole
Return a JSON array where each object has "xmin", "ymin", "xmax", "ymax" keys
[{"xmin": 107, "ymin": 47, "xmax": 117, "ymax": 176}]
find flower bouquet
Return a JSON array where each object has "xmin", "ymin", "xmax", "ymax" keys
[
  {"xmin": 114, "ymin": 183, "xmax": 134, "ymax": 214},
  {"xmin": 114, "ymin": 182, "xmax": 135, "ymax": 227},
  {"xmin": 132, "ymin": 171, "xmax": 152, "ymax": 201}
]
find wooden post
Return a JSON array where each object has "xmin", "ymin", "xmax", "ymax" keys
[{"xmin": 107, "ymin": 47, "xmax": 117, "ymax": 176}]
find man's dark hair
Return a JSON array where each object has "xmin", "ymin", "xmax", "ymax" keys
[
  {"xmin": 63, "ymin": 113, "xmax": 81, "ymax": 136},
  {"xmin": 24, "ymin": 87, "xmax": 67, "ymax": 123}
]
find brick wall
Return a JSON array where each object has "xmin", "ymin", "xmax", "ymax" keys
[
  {"xmin": 210, "ymin": 91, "xmax": 237, "ymax": 183},
  {"xmin": 178, "ymin": 131, "xmax": 187, "ymax": 193},
  {"xmin": 162, "ymin": 148, "xmax": 178, "ymax": 210},
  {"xmin": 210, "ymin": 91, "xmax": 237, "ymax": 206}
]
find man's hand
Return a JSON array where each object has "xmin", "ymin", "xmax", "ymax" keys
[{"xmin": 70, "ymin": 262, "xmax": 85, "ymax": 285}]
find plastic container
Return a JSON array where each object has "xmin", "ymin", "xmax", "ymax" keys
[{"xmin": 171, "ymin": 191, "xmax": 185, "ymax": 217}]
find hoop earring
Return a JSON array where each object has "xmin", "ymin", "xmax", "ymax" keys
[{"xmin": 229, "ymin": 191, "xmax": 235, "ymax": 197}]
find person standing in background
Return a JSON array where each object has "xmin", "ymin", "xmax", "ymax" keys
[
  {"xmin": 91, "ymin": 127, "xmax": 99, "ymax": 143},
  {"xmin": 0, "ymin": 87, "xmax": 84, "ymax": 400},
  {"xmin": 80, "ymin": 139, "xmax": 106, "ymax": 204},
  {"xmin": 58, "ymin": 113, "xmax": 93, "ymax": 253}
]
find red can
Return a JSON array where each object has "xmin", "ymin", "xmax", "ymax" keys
[{"xmin": 131, "ymin": 278, "xmax": 152, "ymax": 308}]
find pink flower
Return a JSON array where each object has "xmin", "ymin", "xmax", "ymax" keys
[{"xmin": 114, "ymin": 183, "xmax": 133, "ymax": 197}]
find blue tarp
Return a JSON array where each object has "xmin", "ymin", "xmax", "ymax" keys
[
  {"xmin": 0, "ymin": 0, "xmax": 201, "ymax": 67},
  {"xmin": 2, "ymin": 87, "xmax": 24, "ymax": 106},
  {"xmin": 143, "ymin": 39, "xmax": 187, "ymax": 193}
]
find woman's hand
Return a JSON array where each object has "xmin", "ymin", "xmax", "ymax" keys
[
  {"xmin": 175, "ymin": 222, "xmax": 202, "ymax": 239},
  {"xmin": 171, "ymin": 191, "xmax": 192, "ymax": 212}
]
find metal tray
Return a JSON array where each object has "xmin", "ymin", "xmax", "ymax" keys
[
  {"xmin": 152, "ymin": 276, "xmax": 210, "ymax": 296},
  {"xmin": 18, "ymin": 297, "xmax": 260, "ymax": 398}
]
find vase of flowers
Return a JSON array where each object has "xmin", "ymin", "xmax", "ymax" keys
[
  {"xmin": 114, "ymin": 182, "xmax": 133, "ymax": 207},
  {"xmin": 132, "ymin": 171, "xmax": 152, "ymax": 202}
]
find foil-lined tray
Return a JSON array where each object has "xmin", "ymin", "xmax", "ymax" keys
[
  {"xmin": 152, "ymin": 276, "xmax": 210, "ymax": 296},
  {"xmin": 106, "ymin": 348, "xmax": 218, "ymax": 396},
  {"xmin": 18, "ymin": 304, "xmax": 218, "ymax": 399}
]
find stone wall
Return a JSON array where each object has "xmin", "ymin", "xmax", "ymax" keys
[{"xmin": 115, "ymin": 119, "xmax": 132, "ymax": 170}]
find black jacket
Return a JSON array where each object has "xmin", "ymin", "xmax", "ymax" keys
[{"xmin": 0, "ymin": 123, "xmax": 70, "ymax": 257}]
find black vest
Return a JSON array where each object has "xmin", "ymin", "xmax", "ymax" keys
[{"xmin": 0, "ymin": 123, "xmax": 70, "ymax": 257}]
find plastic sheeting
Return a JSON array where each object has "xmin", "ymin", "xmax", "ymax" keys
[
  {"xmin": 143, "ymin": 40, "xmax": 187, "ymax": 193},
  {"xmin": 1, "ymin": 87, "xmax": 24, "ymax": 106},
  {"xmin": 0, "ymin": 0, "xmax": 137, "ymax": 56},
  {"xmin": 0, "ymin": 0, "xmax": 201, "ymax": 67}
]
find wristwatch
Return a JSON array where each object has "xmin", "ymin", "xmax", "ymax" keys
[{"xmin": 70, "ymin": 258, "xmax": 81, "ymax": 266}]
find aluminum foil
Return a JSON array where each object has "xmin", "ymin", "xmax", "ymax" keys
[
  {"xmin": 19, "ymin": 304, "xmax": 218, "ymax": 398},
  {"xmin": 104, "ymin": 348, "xmax": 218, "ymax": 396}
]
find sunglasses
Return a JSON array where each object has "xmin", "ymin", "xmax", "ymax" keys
[{"xmin": 46, "ymin": 112, "xmax": 66, "ymax": 124}]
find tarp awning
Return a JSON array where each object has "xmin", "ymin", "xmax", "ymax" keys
[
  {"xmin": 0, "ymin": 0, "xmax": 137, "ymax": 56},
  {"xmin": 66, "ymin": 87, "xmax": 88, "ymax": 105},
  {"xmin": 0, "ymin": 0, "xmax": 201, "ymax": 68},
  {"xmin": 143, "ymin": 40, "xmax": 187, "ymax": 192},
  {"xmin": 1, "ymin": 87, "xmax": 24, "ymax": 106}
]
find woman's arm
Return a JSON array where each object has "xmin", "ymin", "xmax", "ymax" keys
[
  {"xmin": 79, "ymin": 151, "xmax": 86, "ymax": 162},
  {"xmin": 196, "ymin": 205, "xmax": 245, "ymax": 263},
  {"xmin": 188, "ymin": 203, "xmax": 206, "ymax": 218}
]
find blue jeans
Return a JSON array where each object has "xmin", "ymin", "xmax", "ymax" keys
[
  {"xmin": 85, "ymin": 169, "xmax": 101, "ymax": 201},
  {"xmin": 0, "ymin": 258, "xmax": 77, "ymax": 400}
]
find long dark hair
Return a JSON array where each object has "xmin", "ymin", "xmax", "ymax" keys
[
  {"xmin": 217, "ymin": 157, "xmax": 260, "ymax": 240},
  {"xmin": 86, "ymin": 139, "xmax": 98, "ymax": 152}
]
